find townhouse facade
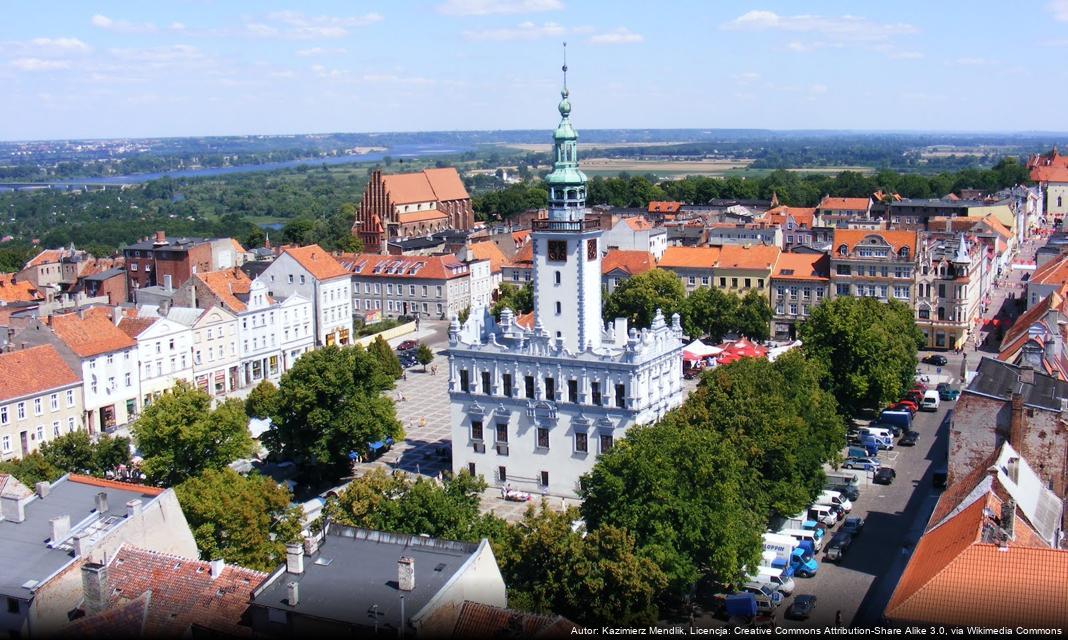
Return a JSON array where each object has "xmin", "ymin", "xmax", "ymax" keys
[
  {"xmin": 188, "ymin": 306, "xmax": 241, "ymax": 397},
  {"xmin": 601, "ymin": 216, "xmax": 668, "ymax": 260},
  {"xmin": 914, "ymin": 234, "xmax": 990, "ymax": 350},
  {"xmin": 0, "ymin": 345, "xmax": 83, "ymax": 461},
  {"xmin": 601, "ymin": 249, "xmax": 655, "ymax": 294},
  {"xmin": 339, "ymin": 253, "xmax": 473, "ymax": 321},
  {"xmin": 118, "ymin": 315, "xmax": 195, "ymax": 409},
  {"xmin": 713, "ymin": 244, "xmax": 780, "ymax": 297},
  {"xmin": 261, "ymin": 245, "xmax": 354, "ymax": 347},
  {"xmin": 829, "ymin": 229, "xmax": 918, "ymax": 307},
  {"xmin": 770, "ymin": 253, "xmax": 830, "ymax": 339},
  {"xmin": 658, "ymin": 247, "xmax": 720, "ymax": 294}
]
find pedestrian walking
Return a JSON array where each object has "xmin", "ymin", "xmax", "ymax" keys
[
  {"xmin": 431, "ymin": 365, "xmax": 437, "ymax": 376},
  {"xmin": 419, "ymin": 416, "xmax": 427, "ymax": 429}
]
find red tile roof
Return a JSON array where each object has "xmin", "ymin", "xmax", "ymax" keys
[
  {"xmin": 506, "ymin": 242, "xmax": 534, "ymax": 267},
  {"xmin": 818, "ymin": 196, "xmax": 870, "ymax": 211},
  {"xmin": 602, "ymin": 250, "xmax": 655, "ymax": 277},
  {"xmin": 623, "ymin": 217, "xmax": 654, "ymax": 231},
  {"xmin": 423, "ymin": 167, "xmax": 470, "ymax": 202},
  {"xmin": 282, "ymin": 245, "xmax": 349, "ymax": 281},
  {"xmin": 25, "ymin": 249, "xmax": 65, "ymax": 268},
  {"xmin": 1000, "ymin": 291, "xmax": 1063, "ymax": 351},
  {"xmin": 338, "ymin": 253, "xmax": 470, "ymax": 280},
  {"xmin": 647, "ymin": 201, "xmax": 682, "ymax": 214},
  {"xmin": 0, "ymin": 273, "xmax": 42, "ymax": 303},
  {"xmin": 196, "ymin": 268, "xmax": 257, "ymax": 313},
  {"xmin": 50, "ymin": 313, "xmax": 137, "ymax": 359},
  {"xmin": 833, "ymin": 229, "xmax": 917, "ymax": 255},
  {"xmin": 68, "ymin": 473, "xmax": 166, "ymax": 496},
  {"xmin": 515, "ymin": 312, "xmax": 534, "ymax": 330},
  {"xmin": 1029, "ymin": 253, "xmax": 1068, "ymax": 287},
  {"xmin": 468, "ymin": 241, "xmax": 508, "ymax": 274},
  {"xmin": 658, "ymin": 246, "xmax": 720, "ymax": 269},
  {"xmin": 716, "ymin": 244, "xmax": 781, "ymax": 271},
  {"xmin": 1030, "ymin": 165, "xmax": 1068, "ymax": 183},
  {"xmin": 118, "ymin": 317, "xmax": 159, "ymax": 340},
  {"xmin": 450, "ymin": 601, "xmax": 576, "ymax": 639},
  {"xmin": 772, "ymin": 253, "xmax": 829, "ymax": 281},
  {"xmin": 0, "ymin": 345, "xmax": 80, "ymax": 402},
  {"xmin": 763, "ymin": 206, "xmax": 816, "ymax": 229},
  {"xmin": 886, "ymin": 493, "xmax": 1068, "ymax": 628},
  {"xmin": 382, "ymin": 168, "xmax": 469, "ymax": 204},
  {"xmin": 511, "ymin": 229, "xmax": 530, "ymax": 247},
  {"xmin": 65, "ymin": 546, "xmax": 266, "ymax": 638},
  {"xmin": 397, "ymin": 208, "xmax": 448, "ymax": 225}
]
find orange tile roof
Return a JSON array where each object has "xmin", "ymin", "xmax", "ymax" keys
[
  {"xmin": 50, "ymin": 312, "xmax": 136, "ymax": 358},
  {"xmin": 1001, "ymin": 291, "xmax": 1063, "ymax": 350},
  {"xmin": 68, "ymin": 473, "xmax": 166, "ymax": 496},
  {"xmin": 382, "ymin": 168, "xmax": 469, "ymax": 205},
  {"xmin": 468, "ymin": 241, "xmax": 508, "ymax": 274},
  {"xmin": 980, "ymin": 214, "xmax": 1012, "ymax": 240},
  {"xmin": 338, "ymin": 253, "xmax": 470, "ymax": 280},
  {"xmin": 118, "ymin": 316, "xmax": 159, "ymax": 340},
  {"xmin": 1029, "ymin": 253, "xmax": 1068, "ymax": 287},
  {"xmin": 1030, "ymin": 165, "xmax": 1068, "ymax": 183},
  {"xmin": 515, "ymin": 311, "xmax": 534, "ymax": 330},
  {"xmin": 0, "ymin": 273, "xmax": 42, "ymax": 302},
  {"xmin": 818, "ymin": 196, "xmax": 870, "ymax": 211},
  {"xmin": 197, "ymin": 268, "xmax": 257, "ymax": 313},
  {"xmin": 716, "ymin": 244, "xmax": 781, "ymax": 270},
  {"xmin": 451, "ymin": 601, "xmax": 576, "ymax": 638},
  {"xmin": 283, "ymin": 245, "xmax": 349, "ymax": 281},
  {"xmin": 602, "ymin": 250, "xmax": 655, "ymax": 276},
  {"xmin": 64, "ymin": 545, "xmax": 266, "ymax": 638},
  {"xmin": 511, "ymin": 229, "xmax": 530, "ymax": 246},
  {"xmin": 763, "ymin": 206, "xmax": 816, "ymax": 229},
  {"xmin": 886, "ymin": 493, "xmax": 1068, "ymax": 628},
  {"xmin": 772, "ymin": 253, "xmax": 829, "ymax": 281},
  {"xmin": 648, "ymin": 201, "xmax": 682, "ymax": 214},
  {"xmin": 397, "ymin": 208, "xmax": 448, "ymax": 225},
  {"xmin": 423, "ymin": 167, "xmax": 470, "ymax": 202},
  {"xmin": 0, "ymin": 345, "xmax": 80, "ymax": 402},
  {"xmin": 658, "ymin": 246, "xmax": 720, "ymax": 269},
  {"xmin": 833, "ymin": 229, "xmax": 917, "ymax": 255},
  {"xmin": 623, "ymin": 217, "xmax": 654, "ymax": 231},
  {"xmin": 506, "ymin": 242, "xmax": 534, "ymax": 267},
  {"xmin": 25, "ymin": 249, "xmax": 65, "ymax": 268}
]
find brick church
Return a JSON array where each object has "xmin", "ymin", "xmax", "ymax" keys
[{"xmin": 353, "ymin": 167, "xmax": 475, "ymax": 254}]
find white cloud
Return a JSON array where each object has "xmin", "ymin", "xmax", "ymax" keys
[
  {"xmin": 437, "ymin": 0, "xmax": 563, "ymax": 16},
  {"xmin": 29, "ymin": 37, "xmax": 90, "ymax": 53},
  {"xmin": 296, "ymin": 47, "xmax": 347, "ymax": 57},
  {"xmin": 589, "ymin": 27, "xmax": 643, "ymax": 45},
  {"xmin": 1049, "ymin": 0, "xmax": 1068, "ymax": 21},
  {"xmin": 362, "ymin": 73, "xmax": 435, "ymax": 85},
  {"xmin": 90, "ymin": 14, "xmax": 158, "ymax": 34},
  {"xmin": 169, "ymin": 22, "xmax": 186, "ymax": 31},
  {"xmin": 10, "ymin": 58, "xmax": 70, "ymax": 71},
  {"xmin": 463, "ymin": 21, "xmax": 566, "ymax": 41},
  {"xmin": 248, "ymin": 11, "xmax": 383, "ymax": 39},
  {"xmin": 722, "ymin": 10, "xmax": 919, "ymax": 57}
]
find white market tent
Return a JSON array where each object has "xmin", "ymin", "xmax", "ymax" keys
[{"xmin": 683, "ymin": 339, "xmax": 723, "ymax": 361}]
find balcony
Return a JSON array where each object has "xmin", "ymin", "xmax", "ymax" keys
[{"xmin": 532, "ymin": 216, "xmax": 601, "ymax": 233}]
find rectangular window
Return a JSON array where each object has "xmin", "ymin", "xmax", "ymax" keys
[
  {"xmin": 537, "ymin": 428, "xmax": 549, "ymax": 449},
  {"xmin": 731, "ymin": 278, "xmax": 738, "ymax": 288},
  {"xmin": 688, "ymin": 276, "xmax": 696, "ymax": 286},
  {"xmin": 49, "ymin": 394, "xmax": 58, "ymax": 411},
  {"xmin": 17, "ymin": 402, "xmax": 25, "ymax": 420},
  {"xmin": 495, "ymin": 423, "xmax": 508, "ymax": 443},
  {"xmin": 387, "ymin": 283, "xmax": 393, "ymax": 294},
  {"xmin": 836, "ymin": 264, "xmax": 851, "ymax": 275},
  {"xmin": 459, "ymin": 370, "xmax": 470, "ymax": 393},
  {"xmin": 591, "ymin": 382, "xmax": 602, "ymax": 406},
  {"xmin": 719, "ymin": 277, "xmax": 727, "ymax": 287},
  {"xmin": 481, "ymin": 371, "xmax": 492, "ymax": 395},
  {"xmin": 568, "ymin": 379, "xmax": 578, "ymax": 403},
  {"xmin": 1, "ymin": 435, "xmax": 9, "ymax": 452},
  {"xmin": 757, "ymin": 279, "xmax": 764, "ymax": 289},
  {"xmin": 575, "ymin": 432, "xmax": 588, "ymax": 453},
  {"xmin": 471, "ymin": 421, "xmax": 483, "ymax": 441},
  {"xmin": 744, "ymin": 278, "xmax": 752, "ymax": 289},
  {"xmin": 422, "ymin": 285, "xmax": 428, "ymax": 297},
  {"xmin": 836, "ymin": 284, "xmax": 851, "ymax": 296},
  {"xmin": 525, "ymin": 376, "xmax": 535, "ymax": 399},
  {"xmin": 52, "ymin": 421, "xmax": 60, "ymax": 437},
  {"xmin": 34, "ymin": 398, "xmax": 42, "ymax": 416},
  {"xmin": 0, "ymin": 406, "xmax": 6, "ymax": 424},
  {"xmin": 544, "ymin": 377, "xmax": 555, "ymax": 400},
  {"xmin": 66, "ymin": 389, "xmax": 74, "ymax": 407},
  {"xmin": 599, "ymin": 434, "xmax": 614, "ymax": 453},
  {"xmin": 540, "ymin": 471, "xmax": 549, "ymax": 487},
  {"xmin": 498, "ymin": 466, "xmax": 507, "ymax": 482},
  {"xmin": 67, "ymin": 417, "xmax": 75, "ymax": 432},
  {"xmin": 615, "ymin": 384, "xmax": 625, "ymax": 408},
  {"xmin": 503, "ymin": 373, "xmax": 513, "ymax": 397},
  {"xmin": 701, "ymin": 276, "xmax": 709, "ymax": 285}
]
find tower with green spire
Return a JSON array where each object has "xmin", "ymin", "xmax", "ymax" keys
[{"xmin": 531, "ymin": 44, "xmax": 602, "ymax": 353}]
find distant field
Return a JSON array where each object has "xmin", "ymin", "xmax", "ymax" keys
[
  {"xmin": 500, "ymin": 142, "xmax": 690, "ymax": 153},
  {"xmin": 579, "ymin": 157, "xmax": 752, "ymax": 177}
]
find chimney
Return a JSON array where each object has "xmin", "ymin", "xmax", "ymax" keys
[
  {"xmin": 285, "ymin": 542, "xmax": 304, "ymax": 574},
  {"xmin": 153, "ymin": 231, "xmax": 167, "ymax": 246},
  {"xmin": 94, "ymin": 491, "xmax": 108, "ymax": 513},
  {"xmin": 1009, "ymin": 392, "xmax": 1025, "ymax": 449},
  {"xmin": 126, "ymin": 499, "xmax": 142, "ymax": 519},
  {"xmin": 35, "ymin": 481, "xmax": 50, "ymax": 498},
  {"xmin": 50, "ymin": 514, "xmax": 70, "ymax": 543},
  {"xmin": 81, "ymin": 562, "xmax": 108, "ymax": 614},
  {"xmin": 209, "ymin": 559, "xmax": 225, "ymax": 580},
  {"xmin": 73, "ymin": 532, "xmax": 93, "ymax": 557},
  {"xmin": 286, "ymin": 581, "xmax": 299, "ymax": 606},
  {"xmin": 1001, "ymin": 498, "xmax": 1016, "ymax": 539},
  {"xmin": 1019, "ymin": 365, "xmax": 1035, "ymax": 386},
  {"xmin": 1, "ymin": 494, "xmax": 25, "ymax": 523},
  {"xmin": 398, "ymin": 556, "xmax": 415, "ymax": 592},
  {"xmin": 302, "ymin": 534, "xmax": 320, "ymax": 557},
  {"xmin": 111, "ymin": 306, "xmax": 122, "ymax": 326}
]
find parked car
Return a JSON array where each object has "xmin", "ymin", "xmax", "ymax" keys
[
  {"xmin": 396, "ymin": 339, "xmax": 419, "ymax": 352},
  {"xmin": 920, "ymin": 390, "xmax": 940, "ymax": 412},
  {"xmin": 904, "ymin": 390, "xmax": 924, "ymax": 405},
  {"xmin": 785, "ymin": 595, "xmax": 817, "ymax": 621},
  {"xmin": 840, "ymin": 516, "xmax": 864, "ymax": 537},
  {"xmin": 937, "ymin": 383, "xmax": 960, "ymax": 401},
  {"xmin": 888, "ymin": 400, "xmax": 918, "ymax": 414},
  {"xmin": 843, "ymin": 457, "xmax": 881, "ymax": 471},
  {"xmin": 910, "ymin": 381, "xmax": 928, "ymax": 392},
  {"xmin": 898, "ymin": 430, "xmax": 919, "ymax": 446},
  {"xmin": 873, "ymin": 467, "xmax": 897, "ymax": 485},
  {"xmin": 922, "ymin": 354, "xmax": 948, "ymax": 366},
  {"xmin": 823, "ymin": 532, "xmax": 853, "ymax": 562}
]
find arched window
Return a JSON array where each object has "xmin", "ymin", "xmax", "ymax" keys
[
  {"xmin": 899, "ymin": 247, "xmax": 910, "ymax": 258},
  {"xmin": 838, "ymin": 245, "xmax": 848, "ymax": 255}
]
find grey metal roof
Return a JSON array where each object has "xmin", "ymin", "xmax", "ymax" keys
[
  {"xmin": 81, "ymin": 267, "xmax": 125, "ymax": 282},
  {"xmin": 965, "ymin": 357, "xmax": 1068, "ymax": 411},
  {"xmin": 251, "ymin": 524, "xmax": 481, "ymax": 632},
  {"xmin": 0, "ymin": 475, "xmax": 160, "ymax": 600}
]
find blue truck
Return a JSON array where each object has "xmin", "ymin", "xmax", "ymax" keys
[
  {"xmin": 879, "ymin": 410, "xmax": 912, "ymax": 431},
  {"xmin": 848, "ymin": 444, "xmax": 878, "ymax": 458}
]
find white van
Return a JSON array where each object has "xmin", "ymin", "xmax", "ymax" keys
[
  {"xmin": 859, "ymin": 427, "xmax": 894, "ymax": 449},
  {"xmin": 806, "ymin": 504, "xmax": 839, "ymax": 527},
  {"xmin": 782, "ymin": 527, "xmax": 824, "ymax": 551},
  {"xmin": 921, "ymin": 390, "xmax": 940, "ymax": 412},
  {"xmin": 753, "ymin": 566, "xmax": 796, "ymax": 596},
  {"xmin": 816, "ymin": 490, "xmax": 853, "ymax": 513}
]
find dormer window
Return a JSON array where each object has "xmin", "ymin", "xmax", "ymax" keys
[
  {"xmin": 899, "ymin": 247, "xmax": 910, "ymax": 258},
  {"xmin": 838, "ymin": 245, "xmax": 848, "ymax": 256}
]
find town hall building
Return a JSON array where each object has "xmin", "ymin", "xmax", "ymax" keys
[{"xmin": 447, "ymin": 70, "xmax": 684, "ymax": 498}]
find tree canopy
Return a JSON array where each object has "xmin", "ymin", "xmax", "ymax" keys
[
  {"xmin": 131, "ymin": 382, "xmax": 255, "ymax": 486},
  {"xmin": 491, "ymin": 282, "xmax": 533, "ymax": 319},
  {"xmin": 244, "ymin": 380, "xmax": 280, "ymax": 420},
  {"xmin": 38, "ymin": 431, "xmax": 131, "ymax": 477},
  {"xmin": 175, "ymin": 468, "xmax": 302, "ymax": 572},
  {"xmin": 262, "ymin": 345, "xmax": 403, "ymax": 484},
  {"xmin": 368, "ymin": 335, "xmax": 403, "ymax": 379},
  {"xmin": 679, "ymin": 287, "xmax": 773, "ymax": 342},
  {"xmin": 798, "ymin": 296, "xmax": 924, "ymax": 416},
  {"xmin": 602, "ymin": 269, "xmax": 686, "ymax": 329}
]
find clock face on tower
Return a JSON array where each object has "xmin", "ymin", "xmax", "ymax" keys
[
  {"xmin": 587, "ymin": 239, "xmax": 597, "ymax": 261},
  {"xmin": 548, "ymin": 240, "xmax": 567, "ymax": 262}
]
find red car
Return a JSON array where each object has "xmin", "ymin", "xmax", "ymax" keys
[
  {"xmin": 904, "ymin": 390, "xmax": 924, "ymax": 404},
  {"xmin": 911, "ymin": 381, "xmax": 928, "ymax": 392},
  {"xmin": 889, "ymin": 400, "xmax": 918, "ymax": 414}
]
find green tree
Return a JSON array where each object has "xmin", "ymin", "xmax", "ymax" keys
[
  {"xmin": 602, "ymin": 269, "xmax": 686, "ymax": 329},
  {"xmin": 131, "ymin": 381, "xmax": 255, "ymax": 486},
  {"xmin": 733, "ymin": 290, "xmax": 773, "ymax": 341},
  {"xmin": 491, "ymin": 282, "xmax": 534, "ymax": 319},
  {"xmin": 175, "ymin": 468, "xmax": 303, "ymax": 572},
  {"xmin": 39, "ymin": 431, "xmax": 131, "ymax": 476},
  {"xmin": 798, "ymin": 296, "xmax": 924, "ymax": 416},
  {"xmin": 245, "ymin": 380, "xmax": 280, "ymax": 419},
  {"xmin": 368, "ymin": 335, "xmax": 403, "ymax": 379},
  {"xmin": 263, "ymin": 346, "xmax": 403, "ymax": 483},
  {"xmin": 679, "ymin": 286, "xmax": 738, "ymax": 342},
  {"xmin": 0, "ymin": 452, "xmax": 61, "ymax": 486},
  {"xmin": 415, "ymin": 343, "xmax": 435, "ymax": 372}
]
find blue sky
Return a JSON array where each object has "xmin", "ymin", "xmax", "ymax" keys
[{"xmin": 2, "ymin": 1, "xmax": 1068, "ymax": 140}]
